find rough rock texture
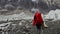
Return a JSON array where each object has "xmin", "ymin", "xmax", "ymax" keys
[{"xmin": 0, "ymin": 19, "xmax": 60, "ymax": 34}]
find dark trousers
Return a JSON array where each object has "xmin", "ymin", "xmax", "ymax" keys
[{"xmin": 36, "ymin": 24, "xmax": 43, "ymax": 34}]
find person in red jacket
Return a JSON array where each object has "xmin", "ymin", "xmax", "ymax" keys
[{"xmin": 32, "ymin": 11, "xmax": 44, "ymax": 34}]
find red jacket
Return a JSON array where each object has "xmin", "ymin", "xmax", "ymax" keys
[{"xmin": 32, "ymin": 11, "xmax": 44, "ymax": 26}]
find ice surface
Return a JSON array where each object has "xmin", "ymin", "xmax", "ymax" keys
[
  {"xmin": 0, "ymin": 9, "xmax": 60, "ymax": 22},
  {"xmin": 0, "ymin": 12, "xmax": 33, "ymax": 21},
  {"xmin": 45, "ymin": 9, "xmax": 60, "ymax": 20}
]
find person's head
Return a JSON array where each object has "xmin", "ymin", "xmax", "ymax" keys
[
  {"xmin": 35, "ymin": 10, "xmax": 41, "ymax": 14},
  {"xmin": 31, "ymin": 8, "xmax": 40, "ymax": 13},
  {"xmin": 35, "ymin": 9, "xmax": 39, "ymax": 13}
]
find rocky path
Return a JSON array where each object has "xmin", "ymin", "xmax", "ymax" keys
[
  {"xmin": 0, "ymin": 10, "xmax": 60, "ymax": 34},
  {"xmin": 0, "ymin": 19, "xmax": 60, "ymax": 34}
]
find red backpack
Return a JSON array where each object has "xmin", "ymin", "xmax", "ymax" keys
[{"xmin": 32, "ymin": 11, "xmax": 43, "ymax": 26}]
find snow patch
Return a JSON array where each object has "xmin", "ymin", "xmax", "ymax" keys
[{"xmin": 45, "ymin": 9, "xmax": 60, "ymax": 20}]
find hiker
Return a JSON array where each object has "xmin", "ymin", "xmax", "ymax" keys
[{"xmin": 32, "ymin": 11, "xmax": 45, "ymax": 34}]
